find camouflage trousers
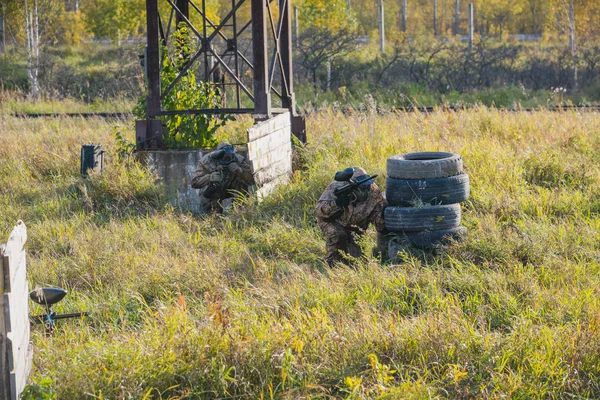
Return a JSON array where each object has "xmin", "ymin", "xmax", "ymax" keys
[
  {"xmin": 318, "ymin": 221, "xmax": 363, "ymax": 266},
  {"xmin": 199, "ymin": 194, "xmax": 236, "ymax": 214},
  {"xmin": 199, "ymin": 194, "xmax": 223, "ymax": 214}
]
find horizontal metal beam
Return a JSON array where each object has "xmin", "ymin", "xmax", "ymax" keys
[{"xmin": 160, "ymin": 108, "xmax": 255, "ymax": 115}]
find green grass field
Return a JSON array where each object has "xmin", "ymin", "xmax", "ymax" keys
[{"xmin": 2, "ymin": 108, "xmax": 600, "ymax": 398}]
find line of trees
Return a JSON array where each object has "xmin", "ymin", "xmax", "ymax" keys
[
  {"xmin": 293, "ymin": 0, "xmax": 600, "ymax": 90},
  {"xmin": 0, "ymin": 0, "xmax": 599, "ymax": 99},
  {"xmin": 1, "ymin": 0, "xmax": 599, "ymax": 49},
  {"xmin": 293, "ymin": 0, "xmax": 600, "ymax": 39}
]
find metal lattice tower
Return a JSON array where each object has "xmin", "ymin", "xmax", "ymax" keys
[{"xmin": 140, "ymin": 0, "xmax": 305, "ymax": 148}]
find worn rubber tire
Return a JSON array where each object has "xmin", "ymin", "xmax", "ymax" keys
[
  {"xmin": 387, "ymin": 152, "xmax": 463, "ymax": 179},
  {"xmin": 386, "ymin": 173, "xmax": 470, "ymax": 206},
  {"xmin": 388, "ymin": 226, "xmax": 468, "ymax": 255},
  {"xmin": 384, "ymin": 204, "xmax": 461, "ymax": 232}
]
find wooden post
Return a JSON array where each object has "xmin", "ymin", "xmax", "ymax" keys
[
  {"xmin": 379, "ymin": 0, "xmax": 385, "ymax": 52},
  {"xmin": 453, "ymin": 0, "xmax": 460, "ymax": 36},
  {"xmin": 468, "ymin": 3, "xmax": 474, "ymax": 52},
  {"xmin": 433, "ymin": 0, "xmax": 438, "ymax": 37}
]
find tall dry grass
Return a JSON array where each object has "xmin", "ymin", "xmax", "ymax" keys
[{"xmin": 2, "ymin": 108, "xmax": 600, "ymax": 398}]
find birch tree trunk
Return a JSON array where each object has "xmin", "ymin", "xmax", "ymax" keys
[
  {"xmin": 453, "ymin": 0, "xmax": 460, "ymax": 36},
  {"xmin": 568, "ymin": 0, "xmax": 577, "ymax": 89},
  {"xmin": 378, "ymin": 0, "xmax": 384, "ymax": 52},
  {"xmin": 433, "ymin": 0, "xmax": 438, "ymax": 37},
  {"xmin": 400, "ymin": 0, "xmax": 407, "ymax": 32},
  {"xmin": 24, "ymin": 0, "xmax": 40, "ymax": 99},
  {"xmin": 34, "ymin": 0, "xmax": 39, "ymax": 59}
]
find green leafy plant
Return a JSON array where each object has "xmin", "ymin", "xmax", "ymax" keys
[
  {"xmin": 114, "ymin": 129, "xmax": 136, "ymax": 160},
  {"xmin": 134, "ymin": 24, "xmax": 230, "ymax": 149},
  {"xmin": 20, "ymin": 378, "xmax": 57, "ymax": 400}
]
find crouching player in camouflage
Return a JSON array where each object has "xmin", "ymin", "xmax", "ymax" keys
[
  {"xmin": 191, "ymin": 142, "xmax": 254, "ymax": 214},
  {"xmin": 315, "ymin": 167, "xmax": 387, "ymax": 266}
]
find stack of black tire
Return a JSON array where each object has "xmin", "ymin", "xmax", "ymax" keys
[{"xmin": 379, "ymin": 152, "xmax": 469, "ymax": 259}]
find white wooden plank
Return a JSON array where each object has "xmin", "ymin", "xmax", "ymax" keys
[
  {"xmin": 0, "ymin": 244, "xmax": 7, "ymax": 400},
  {"xmin": 247, "ymin": 112, "xmax": 291, "ymax": 142},
  {"xmin": 6, "ymin": 250, "xmax": 30, "ymax": 400},
  {"xmin": 1, "ymin": 221, "xmax": 31, "ymax": 400},
  {"xmin": 9, "ymin": 337, "xmax": 31, "ymax": 400},
  {"xmin": 8, "ymin": 251, "xmax": 28, "ymax": 335},
  {"xmin": 247, "ymin": 128, "xmax": 292, "ymax": 160},
  {"xmin": 4, "ymin": 221, "xmax": 27, "ymax": 294},
  {"xmin": 5, "ymin": 221, "xmax": 27, "ymax": 259}
]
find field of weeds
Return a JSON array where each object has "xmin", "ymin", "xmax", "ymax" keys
[{"xmin": 2, "ymin": 108, "xmax": 600, "ymax": 398}]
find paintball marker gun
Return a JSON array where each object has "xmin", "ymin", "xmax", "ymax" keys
[
  {"xmin": 30, "ymin": 287, "xmax": 88, "ymax": 334},
  {"xmin": 333, "ymin": 168, "xmax": 378, "ymax": 207}
]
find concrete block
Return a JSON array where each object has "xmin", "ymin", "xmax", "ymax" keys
[
  {"xmin": 253, "ymin": 155, "xmax": 292, "ymax": 186},
  {"xmin": 247, "ymin": 129, "xmax": 291, "ymax": 160},
  {"xmin": 254, "ymin": 174, "xmax": 290, "ymax": 200},
  {"xmin": 137, "ymin": 150, "xmax": 206, "ymax": 213},
  {"xmin": 247, "ymin": 112, "xmax": 291, "ymax": 142},
  {"xmin": 249, "ymin": 141, "xmax": 292, "ymax": 172}
]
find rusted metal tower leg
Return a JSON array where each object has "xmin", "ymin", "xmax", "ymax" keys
[
  {"xmin": 279, "ymin": 0, "xmax": 305, "ymax": 142},
  {"xmin": 280, "ymin": 0, "xmax": 294, "ymax": 111},
  {"xmin": 175, "ymin": 0, "xmax": 189, "ymax": 24},
  {"xmin": 139, "ymin": 0, "xmax": 164, "ymax": 149},
  {"xmin": 251, "ymin": 0, "xmax": 271, "ymax": 119}
]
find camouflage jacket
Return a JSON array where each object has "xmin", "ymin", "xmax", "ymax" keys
[
  {"xmin": 314, "ymin": 181, "xmax": 387, "ymax": 232},
  {"xmin": 191, "ymin": 152, "xmax": 255, "ymax": 194}
]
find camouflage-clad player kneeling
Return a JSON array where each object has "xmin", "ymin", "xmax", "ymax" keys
[
  {"xmin": 191, "ymin": 142, "xmax": 254, "ymax": 214},
  {"xmin": 315, "ymin": 167, "xmax": 387, "ymax": 266}
]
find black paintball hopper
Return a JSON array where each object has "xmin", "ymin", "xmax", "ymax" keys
[
  {"xmin": 29, "ymin": 287, "xmax": 67, "ymax": 306},
  {"xmin": 29, "ymin": 287, "xmax": 88, "ymax": 334}
]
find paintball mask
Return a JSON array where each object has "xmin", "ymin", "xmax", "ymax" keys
[
  {"xmin": 220, "ymin": 144, "xmax": 235, "ymax": 164},
  {"xmin": 353, "ymin": 174, "xmax": 374, "ymax": 203},
  {"xmin": 212, "ymin": 143, "xmax": 236, "ymax": 164}
]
